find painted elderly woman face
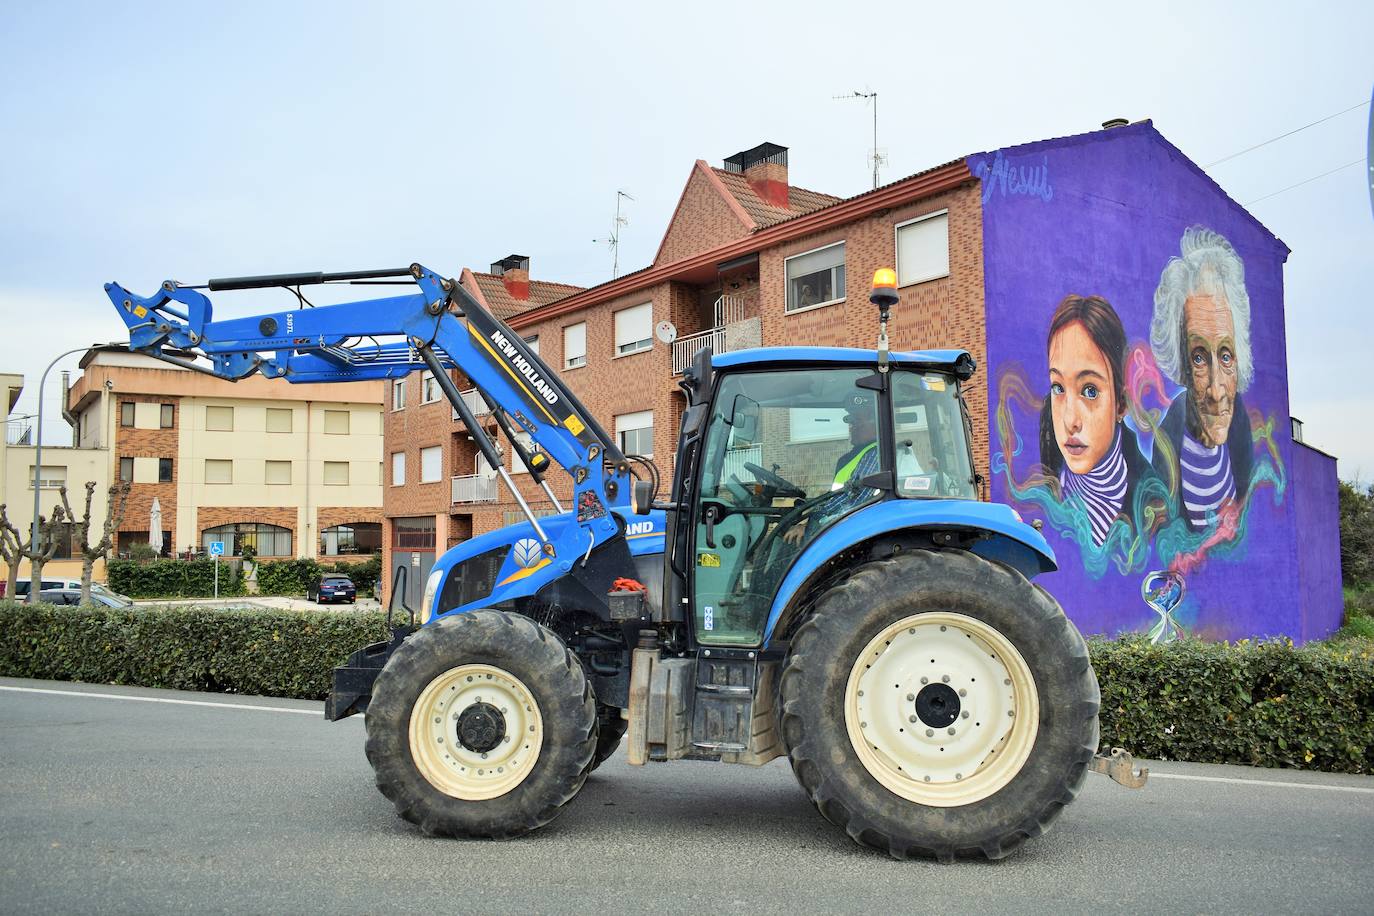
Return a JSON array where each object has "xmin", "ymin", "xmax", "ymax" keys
[
  {"xmin": 1182, "ymin": 292, "xmax": 1237, "ymax": 447},
  {"xmin": 1049, "ymin": 320, "xmax": 1122, "ymax": 475}
]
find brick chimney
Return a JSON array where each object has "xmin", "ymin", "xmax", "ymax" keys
[
  {"xmin": 724, "ymin": 142, "xmax": 789, "ymax": 209},
  {"xmin": 490, "ymin": 254, "xmax": 530, "ymax": 301}
]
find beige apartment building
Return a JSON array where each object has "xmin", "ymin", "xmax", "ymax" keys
[{"xmin": 56, "ymin": 347, "xmax": 386, "ymax": 566}]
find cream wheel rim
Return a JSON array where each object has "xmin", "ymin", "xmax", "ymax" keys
[
  {"xmin": 845, "ymin": 612, "xmax": 1039, "ymax": 807},
  {"xmin": 408, "ymin": 664, "xmax": 543, "ymax": 801}
]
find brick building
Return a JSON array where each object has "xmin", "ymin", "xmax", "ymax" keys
[
  {"xmin": 380, "ymin": 124, "xmax": 1341, "ymax": 643},
  {"xmin": 66, "ymin": 347, "xmax": 385, "ymax": 568}
]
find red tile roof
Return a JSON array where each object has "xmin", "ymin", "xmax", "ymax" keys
[
  {"xmin": 468, "ymin": 272, "xmax": 584, "ymax": 319},
  {"xmin": 710, "ymin": 168, "xmax": 842, "ymax": 227}
]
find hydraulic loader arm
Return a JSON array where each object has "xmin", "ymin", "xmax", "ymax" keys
[{"xmin": 104, "ymin": 263, "xmax": 632, "ymax": 554}]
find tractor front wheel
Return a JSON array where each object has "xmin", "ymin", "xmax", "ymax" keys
[
  {"xmin": 779, "ymin": 549, "xmax": 1099, "ymax": 861},
  {"xmin": 364, "ymin": 610, "xmax": 597, "ymax": 838}
]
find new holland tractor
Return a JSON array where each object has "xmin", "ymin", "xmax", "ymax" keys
[{"xmin": 106, "ymin": 263, "xmax": 1142, "ymax": 861}]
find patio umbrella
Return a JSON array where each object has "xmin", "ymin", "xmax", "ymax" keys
[{"xmin": 149, "ymin": 497, "xmax": 163, "ymax": 556}]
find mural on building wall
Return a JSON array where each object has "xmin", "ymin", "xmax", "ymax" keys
[{"xmin": 976, "ymin": 130, "xmax": 1298, "ymax": 642}]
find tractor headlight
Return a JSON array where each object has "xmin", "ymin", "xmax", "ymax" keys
[{"xmin": 420, "ymin": 568, "xmax": 444, "ymax": 625}]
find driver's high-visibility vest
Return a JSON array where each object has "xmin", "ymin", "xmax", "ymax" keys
[{"xmin": 831, "ymin": 442, "xmax": 878, "ymax": 491}]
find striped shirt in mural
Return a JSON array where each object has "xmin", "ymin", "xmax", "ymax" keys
[
  {"xmin": 1180, "ymin": 433, "xmax": 1236, "ymax": 530},
  {"xmin": 1059, "ymin": 427, "xmax": 1127, "ymax": 546}
]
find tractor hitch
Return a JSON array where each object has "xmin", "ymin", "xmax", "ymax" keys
[{"xmin": 1088, "ymin": 747, "xmax": 1149, "ymax": 788}]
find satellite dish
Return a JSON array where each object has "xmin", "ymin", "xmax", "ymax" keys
[{"xmin": 655, "ymin": 320, "xmax": 678, "ymax": 344}]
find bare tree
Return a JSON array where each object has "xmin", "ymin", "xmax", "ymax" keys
[
  {"xmin": 0, "ymin": 507, "xmax": 20, "ymax": 599},
  {"xmin": 60, "ymin": 481, "xmax": 132, "ymax": 602},
  {"xmin": 0, "ymin": 501, "xmax": 68, "ymax": 600}
]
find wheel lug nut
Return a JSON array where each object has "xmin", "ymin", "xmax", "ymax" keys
[
  {"xmin": 942, "ymin": 675, "xmax": 950, "ymax": 683},
  {"xmin": 909, "ymin": 715, "xmax": 918, "ymax": 723},
  {"xmin": 961, "ymin": 711, "xmax": 969, "ymax": 719},
  {"xmin": 948, "ymin": 727, "xmax": 956, "ymax": 735},
  {"xmin": 1008, "ymin": 710, "xmax": 1015, "ymax": 717},
  {"xmin": 955, "ymin": 773, "xmax": 963, "ymax": 780},
  {"xmin": 1004, "ymin": 678, "xmax": 1011, "ymax": 686},
  {"xmin": 925, "ymin": 729, "xmax": 934, "ymax": 737},
  {"xmin": 920, "ymin": 677, "xmax": 928, "ymax": 685},
  {"xmin": 906, "ymin": 694, "xmax": 914, "ymax": 702},
  {"xmin": 959, "ymin": 689, "xmax": 967, "ymax": 697}
]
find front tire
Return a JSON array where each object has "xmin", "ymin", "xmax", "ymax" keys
[
  {"xmin": 365, "ymin": 610, "xmax": 597, "ymax": 838},
  {"xmin": 779, "ymin": 549, "xmax": 1098, "ymax": 862}
]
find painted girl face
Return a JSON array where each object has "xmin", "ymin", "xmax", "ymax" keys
[{"xmin": 1049, "ymin": 321, "xmax": 1122, "ymax": 475}]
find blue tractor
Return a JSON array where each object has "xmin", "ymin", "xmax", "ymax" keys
[{"xmin": 105, "ymin": 263, "xmax": 1140, "ymax": 861}]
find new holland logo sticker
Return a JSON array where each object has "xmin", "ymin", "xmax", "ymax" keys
[{"xmin": 512, "ymin": 538, "xmax": 542, "ymax": 568}]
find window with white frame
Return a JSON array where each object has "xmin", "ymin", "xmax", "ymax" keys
[
  {"xmin": 323, "ymin": 409, "xmax": 350, "ymax": 435},
  {"xmin": 616, "ymin": 410, "xmax": 653, "ymax": 457},
  {"xmin": 392, "ymin": 378, "xmax": 406, "ymax": 410},
  {"xmin": 391, "ymin": 451, "xmax": 405, "ymax": 486},
  {"xmin": 614, "ymin": 302, "xmax": 652, "ymax": 355},
  {"xmin": 29, "ymin": 465, "xmax": 66, "ymax": 490},
  {"xmin": 785, "ymin": 241, "xmax": 846, "ymax": 312},
  {"xmin": 421, "ymin": 371, "xmax": 440, "ymax": 404},
  {"xmin": 563, "ymin": 322, "xmax": 587, "ymax": 369},
  {"xmin": 895, "ymin": 211, "xmax": 950, "ymax": 287},
  {"xmin": 524, "ymin": 335, "xmax": 539, "ymax": 355},
  {"xmin": 323, "ymin": 461, "xmax": 350, "ymax": 485},
  {"xmin": 205, "ymin": 405, "xmax": 234, "ymax": 431},
  {"xmin": 266, "ymin": 407, "xmax": 292, "ymax": 433},
  {"xmin": 420, "ymin": 446, "xmax": 442, "ymax": 483}
]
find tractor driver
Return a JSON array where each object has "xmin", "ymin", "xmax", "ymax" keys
[{"xmin": 783, "ymin": 392, "xmax": 882, "ymax": 545}]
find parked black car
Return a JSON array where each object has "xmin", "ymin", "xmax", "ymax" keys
[
  {"xmin": 308, "ymin": 574, "xmax": 356, "ymax": 604},
  {"xmin": 36, "ymin": 588, "xmax": 135, "ymax": 609}
]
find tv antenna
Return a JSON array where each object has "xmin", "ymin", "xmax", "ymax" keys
[
  {"xmin": 592, "ymin": 189, "xmax": 635, "ymax": 278},
  {"xmin": 835, "ymin": 89, "xmax": 885, "ymax": 188}
]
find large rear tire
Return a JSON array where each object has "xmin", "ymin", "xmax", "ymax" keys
[
  {"xmin": 365, "ymin": 610, "xmax": 597, "ymax": 838},
  {"xmin": 778, "ymin": 549, "xmax": 1099, "ymax": 862}
]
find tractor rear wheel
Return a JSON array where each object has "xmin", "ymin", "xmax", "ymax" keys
[
  {"xmin": 364, "ymin": 610, "xmax": 597, "ymax": 838},
  {"xmin": 778, "ymin": 549, "xmax": 1099, "ymax": 861}
]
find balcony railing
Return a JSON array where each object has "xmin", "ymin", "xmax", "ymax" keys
[
  {"xmin": 451, "ymin": 389, "xmax": 492, "ymax": 421},
  {"xmin": 452, "ymin": 473, "xmax": 498, "ymax": 504},
  {"xmin": 671, "ymin": 326, "xmax": 727, "ymax": 375},
  {"xmin": 5, "ymin": 418, "xmax": 33, "ymax": 446}
]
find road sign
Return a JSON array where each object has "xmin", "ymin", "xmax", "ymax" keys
[{"xmin": 209, "ymin": 541, "xmax": 225, "ymax": 557}]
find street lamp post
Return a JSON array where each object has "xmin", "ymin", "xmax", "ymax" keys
[{"xmin": 29, "ymin": 345, "xmax": 103, "ymax": 595}]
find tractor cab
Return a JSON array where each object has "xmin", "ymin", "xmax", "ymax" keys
[{"xmin": 676, "ymin": 347, "xmax": 979, "ymax": 648}]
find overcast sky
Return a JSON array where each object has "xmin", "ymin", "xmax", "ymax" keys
[{"xmin": 2, "ymin": 1, "xmax": 1370, "ymax": 476}]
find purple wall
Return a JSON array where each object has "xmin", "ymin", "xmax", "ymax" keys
[
  {"xmin": 970, "ymin": 122, "xmax": 1339, "ymax": 643},
  {"xmin": 1292, "ymin": 442, "xmax": 1343, "ymax": 641}
]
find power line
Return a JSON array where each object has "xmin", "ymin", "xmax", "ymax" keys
[
  {"xmin": 1244, "ymin": 158, "xmax": 1364, "ymax": 205},
  {"xmin": 1205, "ymin": 100, "xmax": 1369, "ymax": 168}
]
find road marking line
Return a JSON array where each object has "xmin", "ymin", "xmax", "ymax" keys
[
  {"xmin": 1147, "ymin": 772, "xmax": 1374, "ymax": 794},
  {"xmin": 0, "ymin": 684, "xmax": 322, "ymax": 716}
]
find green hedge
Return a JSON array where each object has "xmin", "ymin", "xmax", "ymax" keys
[
  {"xmin": 254, "ymin": 556, "xmax": 382, "ymax": 597},
  {"xmin": 2, "ymin": 602, "xmax": 1371, "ymax": 773},
  {"xmin": 107, "ymin": 558, "xmax": 246, "ymax": 599},
  {"xmin": 0, "ymin": 602, "xmax": 388, "ymax": 698}
]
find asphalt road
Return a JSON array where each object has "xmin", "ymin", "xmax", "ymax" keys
[{"xmin": 2, "ymin": 677, "xmax": 1371, "ymax": 915}]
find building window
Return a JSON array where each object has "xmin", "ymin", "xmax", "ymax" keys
[
  {"xmin": 206, "ymin": 405, "xmax": 234, "ymax": 431},
  {"xmin": 202, "ymin": 522, "xmax": 292, "ymax": 558},
  {"xmin": 509, "ymin": 431, "xmax": 537, "ymax": 474},
  {"xmin": 29, "ymin": 465, "xmax": 66, "ymax": 490},
  {"xmin": 391, "ymin": 451, "xmax": 405, "ymax": 486},
  {"xmin": 265, "ymin": 460, "xmax": 291, "ymax": 485},
  {"xmin": 158, "ymin": 458, "xmax": 173, "ymax": 483},
  {"xmin": 320, "ymin": 522, "xmax": 382, "ymax": 556},
  {"xmin": 205, "ymin": 459, "xmax": 232, "ymax": 484},
  {"xmin": 525, "ymin": 335, "xmax": 540, "ymax": 355},
  {"xmin": 563, "ymin": 322, "xmax": 587, "ymax": 369},
  {"xmin": 784, "ymin": 241, "xmax": 846, "ymax": 312},
  {"xmin": 120, "ymin": 402, "xmax": 135, "ymax": 427},
  {"xmin": 392, "ymin": 516, "xmax": 437, "ymax": 550},
  {"xmin": 119, "ymin": 457, "xmax": 133, "ymax": 482},
  {"xmin": 421, "ymin": 372, "xmax": 440, "ymax": 404},
  {"xmin": 616, "ymin": 410, "xmax": 654, "ymax": 457},
  {"xmin": 392, "ymin": 378, "xmax": 406, "ymax": 410},
  {"xmin": 160, "ymin": 403, "xmax": 175, "ymax": 428},
  {"xmin": 323, "ymin": 461, "xmax": 350, "ymax": 485},
  {"xmin": 266, "ymin": 407, "xmax": 292, "ymax": 433},
  {"xmin": 614, "ymin": 302, "xmax": 653, "ymax": 355},
  {"xmin": 420, "ymin": 446, "xmax": 442, "ymax": 483},
  {"xmin": 323, "ymin": 409, "xmax": 350, "ymax": 435},
  {"xmin": 895, "ymin": 211, "xmax": 950, "ymax": 287}
]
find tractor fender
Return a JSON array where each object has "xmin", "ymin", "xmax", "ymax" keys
[{"xmin": 761, "ymin": 499, "xmax": 1057, "ymax": 647}]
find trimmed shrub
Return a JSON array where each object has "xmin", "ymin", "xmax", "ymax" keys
[
  {"xmin": 0, "ymin": 601, "xmax": 388, "ymax": 698},
  {"xmin": 254, "ymin": 558, "xmax": 322, "ymax": 596},
  {"xmin": 1094, "ymin": 636, "xmax": 1374, "ymax": 774},
  {"xmin": 3, "ymin": 603, "xmax": 1371, "ymax": 773},
  {"xmin": 106, "ymin": 558, "xmax": 245, "ymax": 599}
]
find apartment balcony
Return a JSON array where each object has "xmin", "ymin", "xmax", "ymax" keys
[
  {"xmin": 5, "ymin": 418, "xmax": 33, "ymax": 446},
  {"xmin": 452, "ymin": 473, "xmax": 498, "ymax": 504},
  {"xmin": 451, "ymin": 389, "xmax": 492, "ymax": 421},
  {"xmin": 671, "ymin": 295, "xmax": 761, "ymax": 375}
]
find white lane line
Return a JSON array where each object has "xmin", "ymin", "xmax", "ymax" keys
[
  {"xmin": 1147, "ymin": 772, "xmax": 1374, "ymax": 795},
  {"xmin": 0, "ymin": 684, "xmax": 322, "ymax": 716}
]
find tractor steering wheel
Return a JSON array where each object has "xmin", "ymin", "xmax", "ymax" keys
[{"xmin": 743, "ymin": 462, "xmax": 806, "ymax": 500}]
